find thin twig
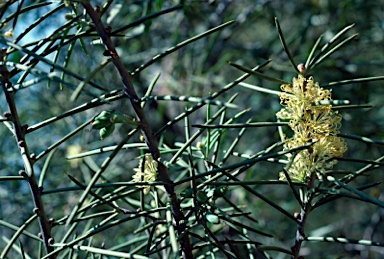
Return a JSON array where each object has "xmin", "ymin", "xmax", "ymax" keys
[
  {"xmin": 291, "ymin": 174, "xmax": 316, "ymax": 259},
  {"xmin": 81, "ymin": 2, "xmax": 193, "ymax": 258},
  {"xmin": 0, "ymin": 50, "xmax": 55, "ymax": 258}
]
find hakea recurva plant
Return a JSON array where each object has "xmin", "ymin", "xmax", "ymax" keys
[{"xmin": 276, "ymin": 65, "xmax": 347, "ymax": 182}]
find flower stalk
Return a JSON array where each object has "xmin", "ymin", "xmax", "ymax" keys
[{"xmin": 277, "ymin": 66, "xmax": 347, "ymax": 258}]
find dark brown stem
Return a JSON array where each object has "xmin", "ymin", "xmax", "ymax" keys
[
  {"xmin": 81, "ymin": 3, "xmax": 193, "ymax": 258},
  {"xmin": 291, "ymin": 174, "xmax": 316, "ymax": 259},
  {"xmin": 0, "ymin": 49, "xmax": 55, "ymax": 258}
]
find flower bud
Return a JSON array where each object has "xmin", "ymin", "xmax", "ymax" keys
[
  {"xmin": 91, "ymin": 119, "xmax": 111, "ymax": 130},
  {"xmin": 65, "ymin": 13, "xmax": 73, "ymax": 21},
  {"xmin": 297, "ymin": 63, "xmax": 306, "ymax": 74},
  {"xmin": 99, "ymin": 123, "xmax": 115, "ymax": 140}
]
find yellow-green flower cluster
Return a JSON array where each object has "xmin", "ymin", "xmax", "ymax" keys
[
  {"xmin": 132, "ymin": 154, "xmax": 158, "ymax": 194},
  {"xmin": 276, "ymin": 75, "xmax": 347, "ymax": 182}
]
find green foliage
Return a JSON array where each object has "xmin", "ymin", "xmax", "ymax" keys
[{"xmin": 1, "ymin": 1, "xmax": 384, "ymax": 259}]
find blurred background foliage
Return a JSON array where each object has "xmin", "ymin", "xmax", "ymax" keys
[{"xmin": 1, "ymin": 0, "xmax": 384, "ymax": 258}]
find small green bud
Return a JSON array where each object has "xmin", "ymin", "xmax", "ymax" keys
[
  {"xmin": 91, "ymin": 119, "xmax": 112, "ymax": 130},
  {"xmin": 91, "ymin": 111, "xmax": 138, "ymax": 138},
  {"xmin": 95, "ymin": 111, "xmax": 114, "ymax": 121},
  {"xmin": 91, "ymin": 111, "xmax": 115, "ymax": 130},
  {"xmin": 100, "ymin": 124, "xmax": 115, "ymax": 140}
]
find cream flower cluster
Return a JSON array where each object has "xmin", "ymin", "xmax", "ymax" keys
[
  {"xmin": 276, "ymin": 75, "xmax": 347, "ymax": 182},
  {"xmin": 132, "ymin": 154, "xmax": 158, "ymax": 194}
]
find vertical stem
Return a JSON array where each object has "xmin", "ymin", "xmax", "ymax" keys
[
  {"xmin": 0, "ymin": 49, "xmax": 55, "ymax": 258},
  {"xmin": 291, "ymin": 174, "xmax": 316, "ymax": 259},
  {"xmin": 81, "ymin": 3, "xmax": 193, "ymax": 258}
]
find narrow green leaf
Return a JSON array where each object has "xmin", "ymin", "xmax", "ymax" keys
[
  {"xmin": 79, "ymin": 36, "xmax": 89, "ymax": 55},
  {"xmin": 19, "ymin": 240, "xmax": 27, "ymax": 259},
  {"xmin": 14, "ymin": 3, "xmax": 66, "ymax": 44},
  {"xmin": 1, "ymin": 214, "xmax": 38, "ymax": 259},
  {"xmin": 26, "ymin": 90, "xmax": 124, "ymax": 133},
  {"xmin": 112, "ymin": 5, "xmax": 183, "ymax": 35},
  {"xmin": 141, "ymin": 95, "xmax": 238, "ymax": 108},
  {"xmin": 4, "ymin": 62, "xmax": 77, "ymax": 90},
  {"xmin": 38, "ymin": 148, "xmax": 57, "ymax": 187},
  {"xmin": 12, "ymin": 0, "xmax": 24, "ymax": 30},
  {"xmin": 274, "ymin": 16, "xmax": 300, "ymax": 74},
  {"xmin": 58, "ymin": 30, "xmax": 77, "ymax": 90},
  {"xmin": 239, "ymin": 82, "xmax": 285, "ymax": 96},
  {"xmin": 217, "ymin": 169, "xmax": 298, "ymax": 223},
  {"xmin": 315, "ymin": 100, "xmax": 350, "ymax": 105},
  {"xmin": 65, "ymin": 131, "xmax": 136, "ymax": 226},
  {"xmin": 66, "ymin": 173, "xmax": 121, "ymax": 211},
  {"xmin": 281, "ymin": 168, "xmax": 303, "ymax": 206},
  {"xmin": 311, "ymin": 33, "xmax": 358, "ymax": 70},
  {"xmin": 341, "ymin": 155, "xmax": 384, "ymax": 185},
  {"xmin": 141, "ymin": 73, "xmax": 161, "ymax": 108},
  {"xmin": 192, "ymin": 122, "xmax": 288, "ymax": 129},
  {"xmin": 335, "ymin": 157, "xmax": 384, "ymax": 166},
  {"xmin": 166, "ymin": 207, "xmax": 179, "ymax": 255},
  {"xmin": 220, "ymin": 118, "xmax": 252, "ymax": 165},
  {"xmin": 133, "ymin": 20, "xmax": 235, "ymax": 75},
  {"xmin": 228, "ymin": 62, "xmax": 290, "ymax": 85},
  {"xmin": 339, "ymin": 133, "xmax": 384, "ymax": 146},
  {"xmin": 72, "ymin": 245, "xmax": 151, "ymax": 259},
  {"xmin": 327, "ymin": 176, "xmax": 384, "ymax": 208},
  {"xmin": 224, "ymin": 237, "xmax": 242, "ymax": 259},
  {"xmin": 205, "ymin": 227, "xmax": 236, "ymax": 259},
  {"xmin": 304, "ymin": 34, "xmax": 324, "ymax": 74},
  {"xmin": 222, "ymin": 217, "xmax": 273, "ymax": 238},
  {"xmin": 2, "ymin": 40, "xmax": 107, "ymax": 91},
  {"xmin": 66, "ymin": 142, "xmax": 145, "ymax": 160},
  {"xmin": 109, "ymin": 236, "xmax": 148, "ymax": 252},
  {"xmin": 35, "ymin": 118, "xmax": 93, "ymax": 161},
  {"xmin": 169, "ymin": 94, "xmax": 238, "ymax": 164},
  {"xmin": 315, "ymin": 180, "xmax": 383, "ymax": 208},
  {"xmin": 155, "ymin": 60, "xmax": 271, "ymax": 136},
  {"xmin": 321, "ymin": 75, "xmax": 384, "ymax": 87},
  {"xmin": 332, "ymin": 104, "xmax": 372, "ymax": 110},
  {"xmin": 304, "ymin": 236, "xmax": 384, "ymax": 247},
  {"xmin": 0, "ymin": 176, "xmax": 25, "ymax": 181},
  {"xmin": 307, "ymin": 24, "xmax": 355, "ymax": 71},
  {"xmin": 1, "ymin": 2, "xmax": 51, "ymax": 27}
]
